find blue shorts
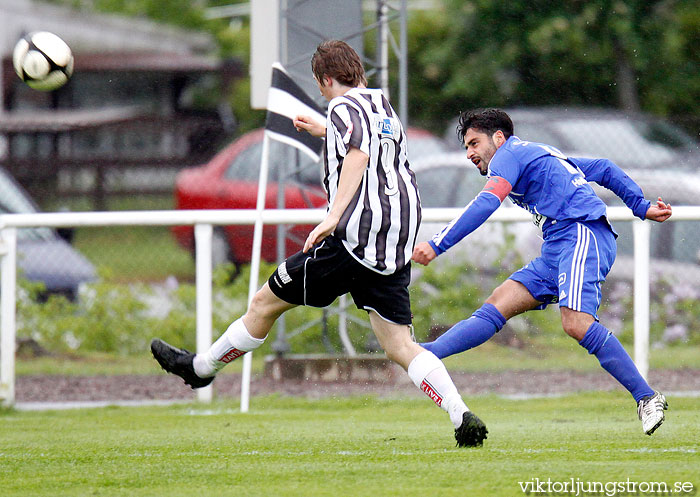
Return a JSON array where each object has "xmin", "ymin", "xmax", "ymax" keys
[{"xmin": 509, "ymin": 218, "xmax": 617, "ymax": 319}]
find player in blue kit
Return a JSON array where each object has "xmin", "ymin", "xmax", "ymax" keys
[{"xmin": 412, "ymin": 108, "xmax": 673, "ymax": 436}]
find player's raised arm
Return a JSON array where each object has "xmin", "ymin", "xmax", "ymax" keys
[
  {"xmin": 294, "ymin": 115, "xmax": 325, "ymax": 137},
  {"xmin": 645, "ymin": 197, "xmax": 672, "ymax": 222},
  {"xmin": 569, "ymin": 156, "xmax": 652, "ymax": 220}
]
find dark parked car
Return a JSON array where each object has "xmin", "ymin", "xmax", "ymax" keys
[
  {"xmin": 0, "ymin": 166, "xmax": 95, "ymax": 299},
  {"xmin": 172, "ymin": 127, "xmax": 449, "ymax": 268}
]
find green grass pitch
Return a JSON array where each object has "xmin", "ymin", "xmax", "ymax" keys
[{"xmin": 1, "ymin": 393, "xmax": 698, "ymax": 497}]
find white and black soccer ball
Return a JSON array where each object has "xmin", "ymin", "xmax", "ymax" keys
[{"xmin": 12, "ymin": 31, "xmax": 74, "ymax": 91}]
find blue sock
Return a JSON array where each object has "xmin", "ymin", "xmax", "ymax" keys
[
  {"xmin": 579, "ymin": 322, "xmax": 655, "ymax": 402},
  {"xmin": 421, "ymin": 303, "xmax": 506, "ymax": 359}
]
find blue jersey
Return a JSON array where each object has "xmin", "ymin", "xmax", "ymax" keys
[{"xmin": 429, "ymin": 136, "xmax": 651, "ymax": 255}]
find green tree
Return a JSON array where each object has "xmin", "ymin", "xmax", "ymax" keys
[
  {"xmin": 43, "ymin": 1, "xmax": 699, "ymax": 134},
  {"xmin": 407, "ymin": 0, "xmax": 699, "ymax": 133}
]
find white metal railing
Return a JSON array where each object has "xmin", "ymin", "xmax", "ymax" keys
[{"xmin": 1, "ymin": 205, "xmax": 699, "ymax": 407}]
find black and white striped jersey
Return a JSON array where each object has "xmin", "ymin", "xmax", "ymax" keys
[{"xmin": 323, "ymin": 87, "xmax": 421, "ymax": 275}]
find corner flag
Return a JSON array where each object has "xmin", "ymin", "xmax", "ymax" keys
[{"xmin": 265, "ymin": 62, "xmax": 325, "ymax": 161}]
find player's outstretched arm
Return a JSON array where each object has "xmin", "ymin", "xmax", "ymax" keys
[
  {"xmin": 421, "ymin": 177, "xmax": 509, "ymax": 259},
  {"xmin": 645, "ymin": 197, "xmax": 672, "ymax": 223}
]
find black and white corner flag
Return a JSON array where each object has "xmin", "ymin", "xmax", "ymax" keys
[{"xmin": 265, "ymin": 62, "xmax": 326, "ymax": 162}]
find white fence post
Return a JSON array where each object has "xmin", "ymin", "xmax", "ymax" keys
[
  {"xmin": 0, "ymin": 227, "xmax": 17, "ymax": 407},
  {"xmin": 632, "ymin": 220, "xmax": 651, "ymax": 380},
  {"xmin": 195, "ymin": 223, "xmax": 214, "ymax": 403},
  {"xmin": 338, "ymin": 295, "xmax": 356, "ymax": 356}
]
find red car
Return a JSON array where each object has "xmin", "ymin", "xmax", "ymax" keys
[{"xmin": 172, "ymin": 127, "xmax": 448, "ymax": 269}]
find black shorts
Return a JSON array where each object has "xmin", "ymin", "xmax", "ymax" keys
[{"xmin": 268, "ymin": 235, "xmax": 412, "ymax": 325}]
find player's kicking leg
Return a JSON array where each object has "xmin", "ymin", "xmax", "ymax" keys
[
  {"xmin": 557, "ymin": 221, "xmax": 668, "ymax": 435},
  {"xmin": 562, "ymin": 309, "xmax": 668, "ymax": 435},
  {"xmin": 151, "ymin": 339, "xmax": 214, "ymax": 388},
  {"xmin": 637, "ymin": 392, "xmax": 668, "ymax": 435},
  {"xmin": 151, "ymin": 283, "xmax": 295, "ymax": 388},
  {"xmin": 368, "ymin": 312, "xmax": 487, "ymax": 447}
]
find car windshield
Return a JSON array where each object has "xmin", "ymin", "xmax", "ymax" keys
[
  {"xmin": 409, "ymin": 135, "xmax": 449, "ymax": 161},
  {"xmin": 555, "ymin": 119, "xmax": 678, "ymax": 166},
  {"xmin": 415, "ymin": 165, "xmax": 484, "ymax": 208},
  {"xmin": 515, "ymin": 117, "xmax": 697, "ymax": 171},
  {"xmin": 224, "ymin": 140, "xmax": 321, "ymax": 185},
  {"xmin": 0, "ymin": 167, "xmax": 55, "ymax": 241},
  {"xmin": 512, "ymin": 124, "xmax": 562, "ymax": 147}
]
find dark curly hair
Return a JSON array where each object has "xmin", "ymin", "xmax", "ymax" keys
[{"xmin": 456, "ymin": 108, "xmax": 514, "ymax": 145}]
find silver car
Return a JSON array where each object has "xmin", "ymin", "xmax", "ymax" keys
[{"xmin": 0, "ymin": 166, "xmax": 95, "ymax": 299}]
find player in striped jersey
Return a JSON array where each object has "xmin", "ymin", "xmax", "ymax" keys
[
  {"xmin": 152, "ymin": 41, "xmax": 487, "ymax": 447},
  {"xmin": 412, "ymin": 108, "xmax": 672, "ymax": 436}
]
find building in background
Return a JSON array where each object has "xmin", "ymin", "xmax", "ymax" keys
[{"xmin": 0, "ymin": 0, "xmax": 241, "ymax": 209}]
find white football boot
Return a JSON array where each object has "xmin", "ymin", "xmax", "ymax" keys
[{"xmin": 637, "ymin": 392, "xmax": 668, "ymax": 435}]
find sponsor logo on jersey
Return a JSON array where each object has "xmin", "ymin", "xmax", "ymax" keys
[
  {"xmin": 559, "ymin": 290, "xmax": 567, "ymax": 301},
  {"xmin": 571, "ymin": 176, "xmax": 587, "ymax": 187},
  {"xmin": 381, "ymin": 118, "xmax": 393, "ymax": 136},
  {"xmin": 558, "ymin": 273, "xmax": 567, "ymax": 287},
  {"xmin": 374, "ymin": 117, "xmax": 398, "ymax": 138},
  {"xmin": 420, "ymin": 380, "xmax": 443, "ymax": 407},
  {"xmin": 220, "ymin": 347, "xmax": 246, "ymax": 364},
  {"xmin": 511, "ymin": 196, "xmax": 545, "ymax": 225},
  {"xmin": 532, "ymin": 213, "xmax": 547, "ymax": 228}
]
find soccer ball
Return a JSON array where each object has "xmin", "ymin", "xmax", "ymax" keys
[{"xmin": 12, "ymin": 32, "xmax": 74, "ymax": 91}]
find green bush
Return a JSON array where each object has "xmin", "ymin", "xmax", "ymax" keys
[
  {"xmin": 603, "ymin": 277, "xmax": 700, "ymax": 346},
  {"xmin": 16, "ymin": 262, "xmax": 374, "ymax": 357},
  {"xmin": 16, "ymin": 256, "xmax": 700, "ymax": 357}
]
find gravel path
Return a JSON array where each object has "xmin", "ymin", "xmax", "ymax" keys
[{"xmin": 15, "ymin": 368, "xmax": 700, "ymax": 404}]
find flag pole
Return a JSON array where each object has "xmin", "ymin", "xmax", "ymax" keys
[
  {"xmin": 240, "ymin": 62, "xmax": 324, "ymax": 412},
  {"xmin": 240, "ymin": 132, "xmax": 272, "ymax": 413}
]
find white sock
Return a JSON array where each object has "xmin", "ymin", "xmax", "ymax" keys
[
  {"xmin": 192, "ymin": 318, "xmax": 265, "ymax": 377},
  {"xmin": 407, "ymin": 350, "xmax": 469, "ymax": 428}
]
